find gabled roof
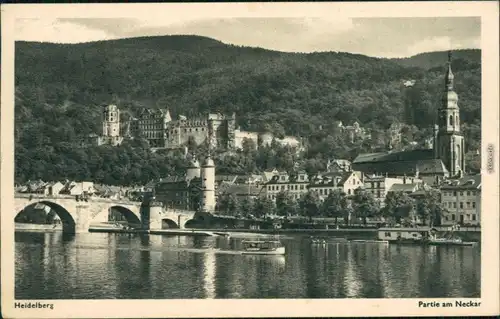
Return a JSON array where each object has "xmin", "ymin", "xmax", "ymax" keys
[{"xmin": 388, "ymin": 183, "xmax": 419, "ymax": 193}]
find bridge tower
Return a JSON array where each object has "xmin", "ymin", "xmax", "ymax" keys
[
  {"xmin": 186, "ymin": 156, "xmax": 201, "ymax": 182},
  {"xmin": 200, "ymin": 153, "xmax": 215, "ymax": 213}
]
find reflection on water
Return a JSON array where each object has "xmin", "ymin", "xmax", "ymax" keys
[{"xmin": 15, "ymin": 232, "xmax": 480, "ymax": 299}]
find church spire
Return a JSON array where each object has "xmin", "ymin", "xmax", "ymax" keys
[{"xmin": 445, "ymin": 50, "xmax": 454, "ymax": 91}]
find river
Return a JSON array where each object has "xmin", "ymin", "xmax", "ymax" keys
[{"xmin": 15, "ymin": 231, "xmax": 480, "ymax": 299}]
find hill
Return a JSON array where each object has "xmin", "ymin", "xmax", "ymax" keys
[
  {"xmin": 391, "ymin": 49, "xmax": 481, "ymax": 69},
  {"xmin": 14, "ymin": 35, "xmax": 481, "ymax": 185}
]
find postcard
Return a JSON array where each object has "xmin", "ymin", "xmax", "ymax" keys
[{"xmin": 1, "ymin": 1, "xmax": 499, "ymax": 318}]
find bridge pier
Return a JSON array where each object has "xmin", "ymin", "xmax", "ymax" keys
[{"xmin": 140, "ymin": 199, "xmax": 163, "ymax": 230}]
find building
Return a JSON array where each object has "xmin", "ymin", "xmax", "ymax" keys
[
  {"xmin": 388, "ymin": 122, "xmax": 404, "ymax": 150},
  {"xmin": 154, "ymin": 154, "xmax": 216, "ymax": 213},
  {"xmin": 47, "ymin": 182, "xmax": 64, "ymax": 196},
  {"xmin": 131, "ymin": 110, "xmax": 238, "ymax": 150},
  {"xmin": 352, "ymin": 52, "xmax": 465, "ymax": 184},
  {"xmin": 308, "ymin": 171, "xmax": 364, "ymax": 200},
  {"xmin": 264, "ymin": 171, "xmax": 310, "ymax": 201},
  {"xmin": 216, "ymin": 183, "xmax": 263, "ymax": 201},
  {"xmin": 60, "ymin": 181, "xmax": 95, "ymax": 196},
  {"xmin": 433, "ymin": 51, "xmax": 466, "ymax": 177},
  {"xmin": 96, "ymin": 104, "xmax": 124, "ymax": 146},
  {"xmin": 326, "ymin": 159, "xmax": 352, "ymax": 173},
  {"xmin": 133, "ymin": 108, "xmax": 172, "ymax": 148},
  {"xmin": 363, "ymin": 175, "xmax": 414, "ymax": 206},
  {"xmin": 440, "ymin": 174, "xmax": 481, "ymax": 226},
  {"xmin": 259, "ymin": 133, "xmax": 303, "ymax": 151},
  {"xmin": 234, "ymin": 128, "xmax": 259, "ymax": 149}
]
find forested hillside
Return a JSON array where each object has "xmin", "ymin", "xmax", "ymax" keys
[{"xmin": 14, "ymin": 35, "xmax": 481, "ymax": 185}]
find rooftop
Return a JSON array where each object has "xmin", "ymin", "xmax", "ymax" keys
[{"xmin": 440, "ymin": 175, "xmax": 481, "ymax": 190}]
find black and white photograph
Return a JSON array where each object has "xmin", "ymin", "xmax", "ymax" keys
[{"xmin": 1, "ymin": 2, "xmax": 499, "ymax": 318}]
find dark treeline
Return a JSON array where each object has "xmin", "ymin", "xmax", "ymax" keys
[{"xmin": 15, "ymin": 36, "xmax": 481, "ymax": 185}]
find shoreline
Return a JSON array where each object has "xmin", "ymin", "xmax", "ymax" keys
[{"xmin": 15, "ymin": 224, "xmax": 481, "ymax": 242}]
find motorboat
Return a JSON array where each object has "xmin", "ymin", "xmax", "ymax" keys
[
  {"xmin": 241, "ymin": 240, "xmax": 286, "ymax": 255},
  {"xmin": 427, "ymin": 237, "xmax": 476, "ymax": 246}
]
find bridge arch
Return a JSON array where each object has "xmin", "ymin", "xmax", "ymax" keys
[
  {"xmin": 15, "ymin": 201, "xmax": 76, "ymax": 233},
  {"xmin": 108, "ymin": 205, "xmax": 141, "ymax": 226},
  {"xmin": 161, "ymin": 218, "xmax": 179, "ymax": 229}
]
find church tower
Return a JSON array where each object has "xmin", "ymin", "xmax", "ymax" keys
[{"xmin": 435, "ymin": 52, "xmax": 465, "ymax": 176}]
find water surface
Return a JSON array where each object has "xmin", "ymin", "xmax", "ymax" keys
[{"xmin": 15, "ymin": 232, "xmax": 481, "ymax": 299}]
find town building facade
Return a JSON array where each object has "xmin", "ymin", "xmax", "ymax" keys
[
  {"xmin": 440, "ymin": 174, "xmax": 481, "ymax": 226},
  {"xmin": 308, "ymin": 171, "xmax": 364, "ymax": 200}
]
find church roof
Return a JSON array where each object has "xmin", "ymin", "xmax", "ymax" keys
[
  {"xmin": 352, "ymin": 149, "xmax": 449, "ymax": 176},
  {"xmin": 353, "ymin": 149, "xmax": 434, "ymax": 164}
]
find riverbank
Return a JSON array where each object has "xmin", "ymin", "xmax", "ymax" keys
[
  {"xmin": 18, "ymin": 223, "xmax": 481, "ymax": 242},
  {"xmin": 15, "ymin": 223, "xmax": 62, "ymax": 231}
]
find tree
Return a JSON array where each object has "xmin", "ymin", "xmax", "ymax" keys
[
  {"xmin": 239, "ymin": 197, "xmax": 254, "ymax": 217},
  {"xmin": 351, "ymin": 188, "xmax": 380, "ymax": 225},
  {"xmin": 383, "ymin": 191, "xmax": 415, "ymax": 225},
  {"xmin": 252, "ymin": 196, "xmax": 275, "ymax": 218},
  {"xmin": 275, "ymin": 191, "xmax": 296, "ymax": 217},
  {"xmin": 322, "ymin": 189, "xmax": 349, "ymax": 225},
  {"xmin": 215, "ymin": 193, "xmax": 239, "ymax": 216},
  {"xmin": 415, "ymin": 189, "xmax": 443, "ymax": 226},
  {"xmin": 299, "ymin": 190, "xmax": 321, "ymax": 222}
]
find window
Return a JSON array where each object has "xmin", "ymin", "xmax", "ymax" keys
[
  {"xmin": 281, "ymin": 185, "xmax": 285, "ymax": 191},
  {"xmin": 472, "ymin": 202, "xmax": 476, "ymax": 209},
  {"xmin": 268, "ymin": 186, "xmax": 271, "ymax": 191},
  {"xmin": 472, "ymin": 214, "xmax": 476, "ymax": 221},
  {"xmin": 448, "ymin": 202, "xmax": 452, "ymax": 208},
  {"xmin": 377, "ymin": 182, "xmax": 381, "ymax": 188},
  {"xmin": 466, "ymin": 202, "xmax": 470, "ymax": 208},
  {"xmin": 460, "ymin": 202, "xmax": 463, "ymax": 209},
  {"xmin": 467, "ymin": 191, "xmax": 471, "ymax": 196},
  {"xmin": 300, "ymin": 185, "xmax": 304, "ymax": 190},
  {"xmin": 412, "ymin": 234, "xmax": 418, "ymax": 237},
  {"xmin": 452, "ymin": 214, "xmax": 456, "ymax": 220},
  {"xmin": 385, "ymin": 232, "xmax": 391, "ymax": 237},
  {"xmin": 453, "ymin": 202, "xmax": 456, "ymax": 208},
  {"xmin": 295, "ymin": 185, "xmax": 298, "ymax": 191},
  {"xmin": 460, "ymin": 192, "xmax": 464, "ymax": 196},
  {"xmin": 453, "ymin": 191, "xmax": 457, "ymax": 196}
]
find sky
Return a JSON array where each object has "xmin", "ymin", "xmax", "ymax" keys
[{"xmin": 14, "ymin": 16, "xmax": 480, "ymax": 58}]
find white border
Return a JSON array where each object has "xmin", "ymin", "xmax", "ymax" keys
[{"xmin": 1, "ymin": 2, "xmax": 499, "ymax": 318}]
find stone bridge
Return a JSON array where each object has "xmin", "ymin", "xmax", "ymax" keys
[{"xmin": 15, "ymin": 194, "xmax": 197, "ymax": 233}]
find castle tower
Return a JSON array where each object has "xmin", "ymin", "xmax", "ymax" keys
[
  {"xmin": 186, "ymin": 156, "xmax": 201, "ymax": 182},
  {"xmin": 200, "ymin": 152, "xmax": 215, "ymax": 212},
  {"xmin": 436, "ymin": 51, "xmax": 465, "ymax": 176},
  {"xmin": 102, "ymin": 104, "xmax": 120, "ymax": 137}
]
